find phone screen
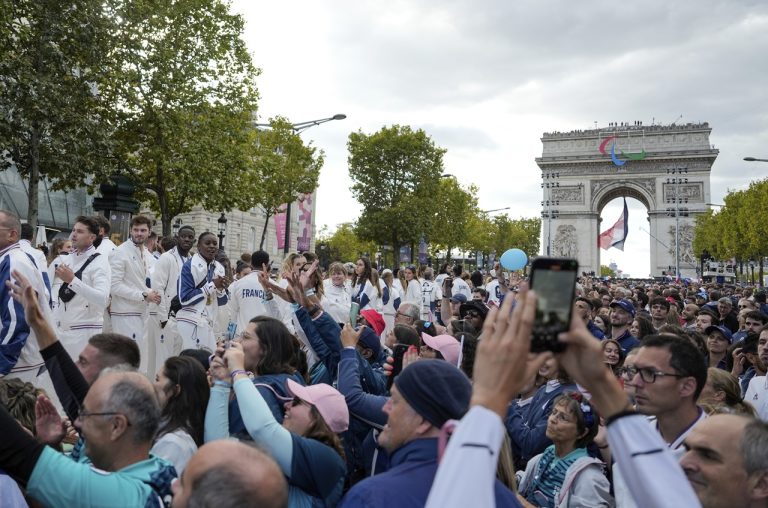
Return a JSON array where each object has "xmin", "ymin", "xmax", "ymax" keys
[
  {"xmin": 349, "ymin": 302, "xmax": 361, "ymax": 326},
  {"xmin": 529, "ymin": 258, "xmax": 578, "ymax": 352},
  {"xmin": 387, "ymin": 344, "xmax": 410, "ymax": 390}
]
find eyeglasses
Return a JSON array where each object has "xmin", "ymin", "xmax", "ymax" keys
[
  {"xmin": 465, "ymin": 310, "xmax": 481, "ymax": 319},
  {"xmin": 291, "ymin": 397, "xmax": 309, "ymax": 407},
  {"xmin": 76, "ymin": 409, "xmax": 132, "ymax": 425},
  {"xmin": 619, "ymin": 365, "xmax": 686, "ymax": 384},
  {"xmin": 396, "ymin": 311, "xmax": 413, "ymax": 321}
]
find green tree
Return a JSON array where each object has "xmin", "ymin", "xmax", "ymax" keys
[
  {"xmin": 252, "ymin": 117, "xmax": 324, "ymax": 249},
  {"xmin": 488, "ymin": 215, "xmax": 541, "ymax": 259},
  {"xmin": 316, "ymin": 223, "xmax": 377, "ymax": 264},
  {"xmin": 0, "ymin": 0, "xmax": 116, "ymax": 227},
  {"xmin": 348, "ymin": 125, "xmax": 445, "ymax": 259},
  {"xmin": 107, "ymin": 0, "xmax": 261, "ymax": 235},
  {"xmin": 600, "ymin": 265, "xmax": 616, "ymax": 277},
  {"xmin": 429, "ymin": 178, "xmax": 479, "ymax": 259}
]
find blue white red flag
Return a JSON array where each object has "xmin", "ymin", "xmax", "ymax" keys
[{"xmin": 599, "ymin": 198, "xmax": 629, "ymax": 251}]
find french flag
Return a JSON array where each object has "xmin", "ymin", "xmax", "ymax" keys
[{"xmin": 599, "ymin": 198, "xmax": 629, "ymax": 251}]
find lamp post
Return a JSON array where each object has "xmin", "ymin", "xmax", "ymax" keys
[
  {"xmin": 744, "ymin": 157, "xmax": 768, "ymax": 162},
  {"xmin": 172, "ymin": 218, "xmax": 182, "ymax": 236},
  {"xmin": 254, "ymin": 113, "xmax": 346, "ymax": 255},
  {"xmin": 541, "ymin": 171, "xmax": 560, "ymax": 256},
  {"xmin": 217, "ymin": 213, "xmax": 227, "ymax": 250},
  {"xmin": 666, "ymin": 167, "xmax": 689, "ymax": 280}
]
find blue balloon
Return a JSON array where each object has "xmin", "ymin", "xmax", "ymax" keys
[{"xmin": 500, "ymin": 248, "xmax": 528, "ymax": 271}]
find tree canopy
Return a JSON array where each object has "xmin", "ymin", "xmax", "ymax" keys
[
  {"xmin": 0, "ymin": 0, "xmax": 116, "ymax": 227},
  {"xmin": 348, "ymin": 125, "xmax": 445, "ymax": 256},
  {"xmin": 107, "ymin": 0, "xmax": 262, "ymax": 235}
]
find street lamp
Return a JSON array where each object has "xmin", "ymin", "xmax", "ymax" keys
[
  {"xmin": 744, "ymin": 157, "xmax": 768, "ymax": 162},
  {"xmin": 481, "ymin": 207, "xmax": 511, "ymax": 214},
  {"xmin": 255, "ymin": 113, "xmax": 346, "ymax": 255},
  {"xmin": 172, "ymin": 218, "xmax": 182, "ymax": 236},
  {"xmin": 217, "ymin": 213, "xmax": 227, "ymax": 250}
]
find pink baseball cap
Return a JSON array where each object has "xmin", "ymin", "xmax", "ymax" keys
[
  {"xmin": 422, "ymin": 333, "xmax": 461, "ymax": 367},
  {"xmin": 286, "ymin": 379, "xmax": 349, "ymax": 433}
]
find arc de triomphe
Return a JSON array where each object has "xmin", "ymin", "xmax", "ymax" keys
[{"xmin": 536, "ymin": 122, "xmax": 718, "ymax": 279}]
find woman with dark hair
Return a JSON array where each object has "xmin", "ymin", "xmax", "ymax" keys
[
  {"xmin": 628, "ymin": 314, "xmax": 655, "ymax": 340},
  {"xmin": 226, "ymin": 316, "xmax": 306, "ymax": 437},
  {"xmin": 401, "ymin": 265, "xmax": 422, "ymax": 305},
  {"xmin": 151, "ymin": 356, "xmax": 210, "ymax": 474},
  {"xmin": 602, "ymin": 338, "xmax": 625, "ymax": 377},
  {"xmin": 206, "ymin": 343, "xmax": 348, "ymax": 507},
  {"xmin": 518, "ymin": 392, "xmax": 612, "ymax": 507},
  {"xmin": 351, "ymin": 257, "xmax": 382, "ymax": 311}
]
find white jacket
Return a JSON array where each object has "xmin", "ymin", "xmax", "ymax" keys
[
  {"xmin": 176, "ymin": 253, "xmax": 227, "ymax": 328},
  {"xmin": 19, "ymin": 239, "xmax": 51, "ymax": 305},
  {"xmin": 0, "ymin": 243, "xmax": 53, "ymax": 375},
  {"xmin": 109, "ymin": 241, "xmax": 153, "ymax": 315},
  {"xmin": 50, "ymin": 246, "xmax": 110, "ymax": 330},
  {"xmin": 322, "ymin": 279, "xmax": 352, "ymax": 324},
  {"xmin": 151, "ymin": 247, "xmax": 190, "ymax": 322},
  {"xmin": 403, "ymin": 278, "xmax": 422, "ymax": 305},
  {"xmin": 229, "ymin": 272, "xmax": 274, "ymax": 334}
]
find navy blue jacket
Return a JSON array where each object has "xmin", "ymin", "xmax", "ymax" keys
[
  {"xmin": 506, "ymin": 381, "xmax": 576, "ymax": 470},
  {"xmin": 228, "ymin": 372, "xmax": 304, "ymax": 437},
  {"xmin": 339, "ymin": 438, "xmax": 521, "ymax": 508},
  {"xmin": 614, "ymin": 329, "xmax": 640, "ymax": 353}
]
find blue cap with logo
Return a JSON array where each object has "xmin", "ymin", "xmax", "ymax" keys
[{"xmin": 609, "ymin": 298, "xmax": 636, "ymax": 317}]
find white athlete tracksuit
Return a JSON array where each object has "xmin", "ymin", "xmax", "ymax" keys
[
  {"xmin": 109, "ymin": 241, "xmax": 154, "ymax": 374},
  {"xmin": 150, "ymin": 247, "xmax": 190, "ymax": 375},
  {"xmin": 0, "ymin": 243, "xmax": 60, "ymax": 409},
  {"xmin": 176, "ymin": 254, "xmax": 228, "ymax": 352},
  {"xmin": 49, "ymin": 246, "xmax": 111, "ymax": 361}
]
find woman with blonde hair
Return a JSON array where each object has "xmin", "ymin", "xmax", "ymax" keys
[{"xmin": 699, "ymin": 368, "xmax": 757, "ymax": 416}]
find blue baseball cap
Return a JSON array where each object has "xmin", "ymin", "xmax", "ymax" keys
[
  {"xmin": 609, "ymin": 298, "xmax": 636, "ymax": 317},
  {"xmin": 705, "ymin": 325, "xmax": 733, "ymax": 343},
  {"xmin": 450, "ymin": 294, "xmax": 468, "ymax": 304}
]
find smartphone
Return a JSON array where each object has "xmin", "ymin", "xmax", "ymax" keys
[
  {"xmin": 225, "ymin": 322, "xmax": 237, "ymax": 349},
  {"xmin": 528, "ymin": 257, "xmax": 579, "ymax": 353},
  {"xmin": 349, "ymin": 301, "xmax": 360, "ymax": 326},
  {"xmin": 387, "ymin": 344, "xmax": 410, "ymax": 390}
]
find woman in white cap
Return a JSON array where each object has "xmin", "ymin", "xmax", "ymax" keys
[{"xmin": 206, "ymin": 342, "xmax": 349, "ymax": 507}]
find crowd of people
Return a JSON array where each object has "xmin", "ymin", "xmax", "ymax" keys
[{"xmin": 1, "ymin": 207, "xmax": 768, "ymax": 507}]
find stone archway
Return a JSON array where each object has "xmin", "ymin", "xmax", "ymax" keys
[{"xmin": 537, "ymin": 122, "xmax": 717, "ymax": 278}]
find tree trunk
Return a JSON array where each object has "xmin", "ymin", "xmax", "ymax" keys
[
  {"xmin": 259, "ymin": 211, "xmax": 272, "ymax": 250},
  {"xmin": 760, "ymin": 259, "xmax": 764, "ymax": 288},
  {"xmin": 27, "ymin": 126, "xmax": 40, "ymax": 228},
  {"xmin": 161, "ymin": 211, "xmax": 171, "ymax": 238}
]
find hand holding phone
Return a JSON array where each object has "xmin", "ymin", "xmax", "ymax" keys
[
  {"xmin": 528, "ymin": 257, "xmax": 578, "ymax": 353},
  {"xmin": 387, "ymin": 344, "xmax": 411, "ymax": 390}
]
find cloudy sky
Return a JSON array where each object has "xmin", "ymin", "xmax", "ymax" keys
[{"xmin": 230, "ymin": 0, "xmax": 768, "ymax": 277}]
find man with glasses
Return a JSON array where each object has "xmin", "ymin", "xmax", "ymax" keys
[
  {"xmin": 394, "ymin": 302, "xmax": 420, "ymax": 328},
  {"xmin": 614, "ymin": 334, "xmax": 707, "ymax": 507},
  {"xmin": 0, "ymin": 368, "xmax": 176, "ymax": 507}
]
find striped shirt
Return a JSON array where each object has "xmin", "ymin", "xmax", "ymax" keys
[{"xmin": 524, "ymin": 445, "xmax": 587, "ymax": 507}]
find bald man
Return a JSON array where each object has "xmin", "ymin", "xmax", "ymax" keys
[
  {"xmin": 677, "ymin": 414, "xmax": 768, "ymax": 507},
  {"xmin": 0, "ymin": 370, "xmax": 176, "ymax": 507},
  {"xmin": 171, "ymin": 440, "xmax": 288, "ymax": 508}
]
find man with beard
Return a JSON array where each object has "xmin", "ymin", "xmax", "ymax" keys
[
  {"xmin": 109, "ymin": 215, "xmax": 161, "ymax": 375},
  {"xmin": 609, "ymin": 299, "xmax": 640, "ymax": 353}
]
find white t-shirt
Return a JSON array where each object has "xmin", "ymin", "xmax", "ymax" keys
[
  {"xmin": 746, "ymin": 375, "xmax": 768, "ymax": 420},
  {"xmin": 485, "ymin": 279, "xmax": 501, "ymax": 306},
  {"xmin": 452, "ymin": 277, "xmax": 472, "ymax": 299},
  {"xmin": 151, "ymin": 428, "xmax": 198, "ymax": 475},
  {"xmin": 322, "ymin": 278, "xmax": 352, "ymax": 324}
]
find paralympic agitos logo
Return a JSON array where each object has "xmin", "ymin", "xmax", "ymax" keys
[{"xmin": 599, "ymin": 135, "xmax": 647, "ymax": 167}]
